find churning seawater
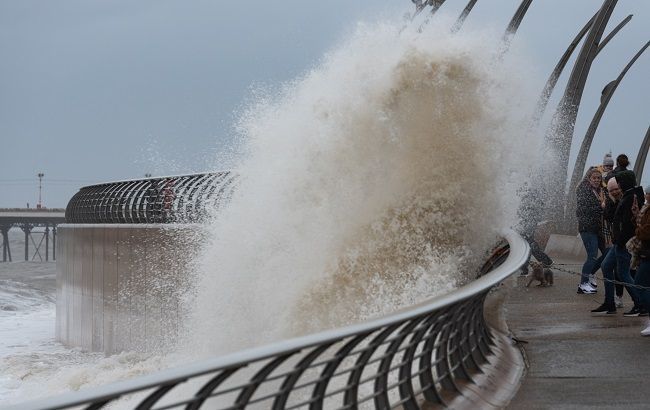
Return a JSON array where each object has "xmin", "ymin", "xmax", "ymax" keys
[{"xmin": 1, "ymin": 18, "xmax": 545, "ymax": 406}]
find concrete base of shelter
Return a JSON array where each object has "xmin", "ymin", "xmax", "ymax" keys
[{"xmin": 56, "ymin": 224, "xmax": 206, "ymax": 354}]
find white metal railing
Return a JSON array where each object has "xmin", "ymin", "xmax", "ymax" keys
[{"xmin": 8, "ymin": 230, "xmax": 528, "ymax": 410}]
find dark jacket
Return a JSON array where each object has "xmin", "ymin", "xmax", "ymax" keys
[
  {"xmin": 635, "ymin": 205, "xmax": 650, "ymax": 258},
  {"xmin": 603, "ymin": 194, "xmax": 618, "ymax": 224},
  {"xmin": 611, "ymin": 171, "xmax": 644, "ymax": 246},
  {"xmin": 576, "ymin": 181, "xmax": 602, "ymax": 233}
]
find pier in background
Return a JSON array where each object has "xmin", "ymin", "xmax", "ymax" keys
[{"xmin": 0, "ymin": 208, "xmax": 65, "ymax": 262}]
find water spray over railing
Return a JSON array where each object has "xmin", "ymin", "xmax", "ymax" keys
[
  {"xmin": 28, "ymin": 1, "xmax": 649, "ymax": 408},
  {"xmin": 10, "ymin": 231, "xmax": 529, "ymax": 410},
  {"xmin": 64, "ymin": 172, "xmax": 237, "ymax": 224}
]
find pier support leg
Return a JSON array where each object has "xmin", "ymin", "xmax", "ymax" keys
[
  {"xmin": 21, "ymin": 224, "xmax": 32, "ymax": 261},
  {"xmin": 53, "ymin": 225, "xmax": 57, "ymax": 261},
  {"xmin": 1, "ymin": 225, "xmax": 11, "ymax": 262},
  {"xmin": 45, "ymin": 225, "xmax": 50, "ymax": 261}
]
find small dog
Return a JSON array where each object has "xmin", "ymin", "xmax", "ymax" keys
[{"xmin": 526, "ymin": 261, "xmax": 554, "ymax": 287}]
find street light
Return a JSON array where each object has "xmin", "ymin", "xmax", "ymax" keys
[{"xmin": 37, "ymin": 172, "xmax": 44, "ymax": 209}]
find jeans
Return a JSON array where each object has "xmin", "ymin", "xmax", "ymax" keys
[
  {"xmin": 594, "ymin": 236, "xmax": 609, "ymax": 275},
  {"xmin": 580, "ymin": 231, "xmax": 600, "ymax": 284},
  {"xmin": 635, "ymin": 259, "xmax": 650, "ymax": 313},
  {"xmin": 520, "ymin": 235, "xmax": 553, "ymax": 274},
  {"xmin": 601, "ymin": 244, "xmax": 640, "ymax": 307}
]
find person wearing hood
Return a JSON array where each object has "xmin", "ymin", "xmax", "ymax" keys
[{"xmin": 592, "ymin": 170, "xmax": 644, "ymax": 315}]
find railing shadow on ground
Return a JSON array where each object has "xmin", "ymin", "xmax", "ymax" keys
[{"xmin": 8, "ymin": 230, "xmax": 529, "ymax": 410}]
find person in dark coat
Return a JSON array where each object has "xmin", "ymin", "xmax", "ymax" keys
[
  {"xmin": 592, "ymin": 170, "xmax": 644, "ymax": 314},
  {"xmin": 575, "ymin": 167, "xmax": 604, "ymax": 294},
  {"xmin": 603, "ymin": 178, "xmax": 625, "ymax": 306}
]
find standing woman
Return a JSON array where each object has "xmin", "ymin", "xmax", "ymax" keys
[{"xmin": 576, "ymin": 167, "xmax": 604, "ymax": 294}]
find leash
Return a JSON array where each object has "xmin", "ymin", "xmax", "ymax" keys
[{"xmin": 550, "ymin": 263, "xmax": 650, "ymax": 291}]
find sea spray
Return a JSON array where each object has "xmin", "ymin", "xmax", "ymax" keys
[
  {"xmin": 1, "ymin": 18, "xmax": 545, "ymax": 406},
  {"xmin": 187, "ymin": 21, "xmax": 542, "ymax": 356}
]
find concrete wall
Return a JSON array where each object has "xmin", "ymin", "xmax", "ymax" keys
[{"xmin": 56, "ymin": 224, "xmax": 205, "ymax": 354}]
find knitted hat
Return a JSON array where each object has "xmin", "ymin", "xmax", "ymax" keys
[{"xmin": 603, "ymin": 153, "xmax": 614, "ymax": 167}]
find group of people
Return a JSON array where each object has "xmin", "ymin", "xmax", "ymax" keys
[{"xmin": 575, "ymin": 153, "xmax": 650, "ymax": 337}]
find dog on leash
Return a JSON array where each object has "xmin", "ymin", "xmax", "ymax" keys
[{"xmin": 526, "ymin": 261, "xmax": 554, "ymax": 287}]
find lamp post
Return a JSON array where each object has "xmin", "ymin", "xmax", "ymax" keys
[{"xmin": 37, "ymin": 172, "xmax": 44, "ymax": 209}]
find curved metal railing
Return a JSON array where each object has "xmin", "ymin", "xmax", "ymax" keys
[
  {"xmin": 11, "ymin": 230, "xmax": 528, "ymax": 410},
  {"xmin": 64, "ymin": 172, "xmax": 237, "ymax": 224}
]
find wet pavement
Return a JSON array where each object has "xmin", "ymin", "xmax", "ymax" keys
[{"xmin": 503, "ymin": 258, "xmax": 650, "ymax": 409}]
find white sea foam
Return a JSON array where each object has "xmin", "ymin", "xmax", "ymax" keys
[{"xmin": 0, "ymin": 260, "xmax": 178, "ymax": 406}]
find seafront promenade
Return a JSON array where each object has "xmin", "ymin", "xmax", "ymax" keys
[{"xmin": 502, "ymin": 256, "xmax": 650, "ymax": 409}]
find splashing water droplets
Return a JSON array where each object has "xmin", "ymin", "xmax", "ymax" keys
[
  {"xmin": 0, "ymin": 18, "xmax": 547, "ymax": 406},
  {"xmin": 187, "ymin": 21, "xmax": 541, "ymax": 356}
]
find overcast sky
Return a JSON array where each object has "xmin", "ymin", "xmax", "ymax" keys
[{"xmin": 0, "ymin": 0, "xmax": 648, "ymax": 208}]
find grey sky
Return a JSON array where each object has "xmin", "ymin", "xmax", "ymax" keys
[{"xmin": 0, "ymin": 0, "xmax": 648, "ymax": 208}]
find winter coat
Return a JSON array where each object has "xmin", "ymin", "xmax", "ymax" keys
[
  {"xmin": 576, "ymin": 181, "xmax": 603, "ymax": 233},
  {"xmin": 603, "ymin": 193, "xmax": 618, "ymax": 222},
  {"xmin": 611, "ymin": 178, "xmax": 644, "ymax": 246}
]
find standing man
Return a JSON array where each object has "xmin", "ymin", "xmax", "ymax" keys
[{"xmin": 592, "ymin": 171, "xmax": 644, "ymax": 315}]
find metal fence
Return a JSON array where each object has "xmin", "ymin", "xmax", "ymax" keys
[
  {"xmin": 65, "ymin": 172, "xmax": 237, "ymax": 224},
  {"xmin": 10, "ymin": 231, "xmax": 528, "ymax": 410}
]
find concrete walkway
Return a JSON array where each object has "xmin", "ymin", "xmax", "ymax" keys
[{"xmin": 504, "ymin": 260, "xmax": 650, "ymax": 409}]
